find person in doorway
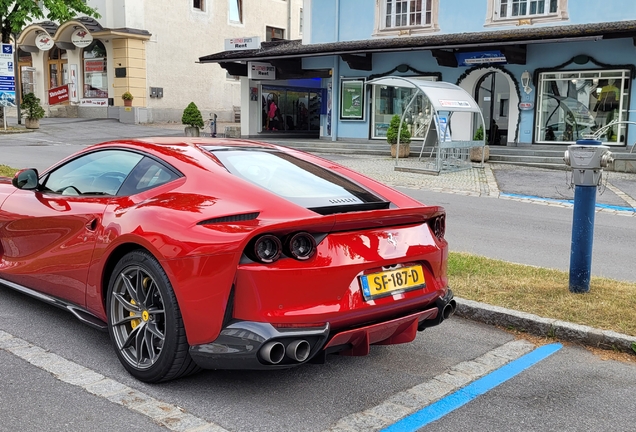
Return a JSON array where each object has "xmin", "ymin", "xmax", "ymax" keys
[{"xmin": 268, "ymin": 100, "xmax": 278, "ymax": 130}]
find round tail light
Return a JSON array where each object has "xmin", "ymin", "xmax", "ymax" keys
[
  {"xmin": 286, "ymin": 232, "xmax": 316, "ymax": 261},
  {"xmin": 252, "ymin": 235, "xmax": 282, "ymax": 263}
]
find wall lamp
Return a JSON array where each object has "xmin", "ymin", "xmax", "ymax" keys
[{"xmin": 521, "ymin": 70, "xmax": 532, "ymax": 94}]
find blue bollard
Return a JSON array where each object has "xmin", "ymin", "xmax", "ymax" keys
[
  {"xmin": 567, "ymin": 138, "xmax": 606, "ymax": 294},
  {"xmin": 569, "ymin": 185, "xmax": 597, "ymax": 293}
]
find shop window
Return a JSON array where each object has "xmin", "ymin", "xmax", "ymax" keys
[
  {"xmin": 266, "ymin": 26, "xmax": 285, "ymax": 41},
  {"xmin": 536, "ymin": 69, "xmax": 630, "ymax": 145},
  {"xmin": 486, "ymin": 0, "xmax": 568, "ymax": 26},
  {"xmin": 229, "ymin": 0, "xmax": 242, "ymax": 23},
  {"xmin": 48, "ymin": 47, "xmax": 68, "ymax": 89},
  {"xmin": 374, "ymin": 0, "xmax": 439, "ymax": 36},
  {"xmin": 193, "ymin": 0, "xmax": 205, "ymax": 11},
  {"xmin": 370, "ymin": 77, "xmax": 437, "ymax": 139},
  {"xmin": 83, "ymin": 41, "xmax": 108, "ymax": 99}
]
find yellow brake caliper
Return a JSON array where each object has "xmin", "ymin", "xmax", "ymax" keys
[
  {"xmin": 129, "ymin": 277, "xmax": 152, "ymax": 330},
  {"xmin": 130, "ymin": 299, "xmax": 141, "ymax": 329}
]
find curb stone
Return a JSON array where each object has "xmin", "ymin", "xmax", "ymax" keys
[{"xmin": 455, "ymin": 297, "xmax": 636, "ymax": 354}]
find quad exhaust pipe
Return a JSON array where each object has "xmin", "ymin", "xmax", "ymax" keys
[
  {"xmin": 260, "ymin": 339, "xmax": 311, "ymax": 364},
  {"xmin": 286, "ymin": 339, "xmax": 311, "ymax": 362},
  {"xmin": 260, "ymin": 341, "xmax": 285, "ymax": 364},
  {"xmin": 442, "ymin": 299, "xmax": 457, "ymax": 320}
]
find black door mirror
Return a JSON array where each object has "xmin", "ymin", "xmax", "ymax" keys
[{"xmin": 12, "ymin": 168, "xmax": 39, "ymax": 190}]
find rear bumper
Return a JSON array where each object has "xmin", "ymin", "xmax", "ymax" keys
[{"xmin": 189, "ymin": 289, "xmax": 454, "ymax": 370}]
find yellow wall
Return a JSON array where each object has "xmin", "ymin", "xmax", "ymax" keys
[{"xmin": 112, "ymin": 38, "xmax": 146, "ymax": 106}]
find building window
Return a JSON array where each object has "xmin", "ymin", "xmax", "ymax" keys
[
  {"xmin": 370, "ymin": 77, "xmax": 437, "ymax": 139},
  {"xmin": 266, "ymin": 26, "xmax": 285, "ymax": 41},
  {"xmin": 486, "ymin": 0, "xmax": 567, "ymax": 25},
  {"xmin": 193, "ymin": 0, "xmax": 204, "ymax": 11},
  {"xmin": 535, "ymin": 69, "xmax": 630, "ymax": 145},
  {"xmin": 229, "ymin": 0, "xmax": 242, "ymax": 23},
  {"xmin": 83, "ymin": 40, "xmax": 108, "ymax": 99},
  {"xmin": 374, "ymin": 0, "xmax": 439, "ymax": 36}
]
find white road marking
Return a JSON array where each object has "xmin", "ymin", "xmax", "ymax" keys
[
  {"xmin": 1, "ymin": 327, "xmax": 538, "ymax": 432},
  {"xmin": 0, "ymin": 330, "xmax": 228, "ymax": 432},
  {"xmin": 321, "ymin": 339, "xmax": 536, "ymax": 432}
]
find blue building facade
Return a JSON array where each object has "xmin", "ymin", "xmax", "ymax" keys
[{"xmin": 201, "ymin": 0, "xmax": 636, "ymax": 148}]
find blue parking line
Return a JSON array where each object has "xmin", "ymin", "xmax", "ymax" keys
[
  {"xmin": 381, "ymin": 343, "xmax": 563, "ymax": 432},
  {"xmin": 501, "ymin": 193, "xmax": 636, "ymax": 213}
]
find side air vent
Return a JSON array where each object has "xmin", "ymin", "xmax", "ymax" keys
[{"xmin": 198, "ymin": 212, "xmax": 260, "ymax": 225}]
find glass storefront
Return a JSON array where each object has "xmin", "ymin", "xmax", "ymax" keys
[
  {"xmin": 536, "ymin": 69, "xmax": 630, "ymax": 145},
  {"xmin": 371, "ymin": 76, "xmax": 436, "ymax": 139},
  {"xmin": 262, "ymin": 86, "xmax": 321, "ymax": 133},
  {"xmin": 83, "ymin": 41, "xmax": 108, "ymax": 99}
]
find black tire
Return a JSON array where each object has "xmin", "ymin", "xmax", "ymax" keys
[{"xmin": 106, "ymin": 250, "xmax": 200, "ymax": 382}]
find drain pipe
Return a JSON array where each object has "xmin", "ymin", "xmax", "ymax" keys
[{"xmin": 331, "ymin": 0, "xmax": 340, "ymax": 142}]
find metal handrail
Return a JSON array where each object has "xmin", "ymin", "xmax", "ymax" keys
[{"xmin": 588, "ymin": 120, "xmax": 636, "ymax": 153}]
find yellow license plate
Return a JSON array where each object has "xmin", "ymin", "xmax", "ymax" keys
[{"xmin": 359, "ymin": 265, "xmax": 426, "ymax": 300}]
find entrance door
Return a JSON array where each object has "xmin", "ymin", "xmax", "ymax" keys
[
  {"xmin": 48, "ymin": 47, "xmax": 69, "ymax": 96},
  {"xmin": 475, "ymin": 72, "xmax": 510, "ymax": 146},
  {"xmin": 262, "ymin": 86, "xmax": 322, "ymax": 134}
]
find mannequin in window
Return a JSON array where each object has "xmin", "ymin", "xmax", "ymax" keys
[{"xmin": 595, "ymin": 79, "xmax": 619, "ymax": 112}]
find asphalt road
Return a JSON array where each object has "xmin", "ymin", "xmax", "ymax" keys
[{"xmin": 401, "ymin": 188, "xmax": 636, "ymax": 283}]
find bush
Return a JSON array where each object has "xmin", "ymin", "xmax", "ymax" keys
[
  {"xmin": 181, "ymin": 102, "xmax": 204, "ymax": 128},
  {"xmin": 21, "ymin": 93, "xmax": 45, "ymax": 120},
  {"xmin": 386, "ymin": 114, "xmax": 411, "ymax": 145},
  {"xmin": 474, "ymin": 125, "xmax": 484, "ymax": 141},
  {"xmin": 121, "ymin": 91, "xmax": 134, "ymax": 101}
]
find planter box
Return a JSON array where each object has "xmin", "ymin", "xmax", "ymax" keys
[
  {"xmin": 25, "ymin": 118, "xmax": 40, "ymax": 129},
  {"xmin": 184, "ymin": 126, "xmax": 200, "ymax": 137},
  {"xmin": 390, "ymin": 143, "xmax": 410, "ymax": 158},
  {"xmin": 470, "ymin": 145, "xmax": 490, "ymax": 162}
]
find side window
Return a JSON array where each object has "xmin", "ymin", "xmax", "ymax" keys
[
  {"xmin": 43, "ymin": 150, "xmax": 143, "ymax": 196},
  {"xmin": 118, "ymin": 157, "xmax": 180, "ymax": 196}
]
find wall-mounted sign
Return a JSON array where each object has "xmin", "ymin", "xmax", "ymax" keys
[
  {"xmin": 518, "ymin": 102, "xmax": 534, "ymax": 111},
  {"xmin": 247, "ymin": 62, "xmax": 275, "ymax": 80},
  {"xmin": 35, "ymin": 33, "xmax": 54, "ymax": 51},
  {"xmin": 439, "ymin": 99, "xmax": 471, "ymax": 108},
  {"xmin": 0, "ymin": 44, "xmax": 16, "ymax": 107},
  {"xmin": 71, "ymin": 28, "xmax": 93, "ymax": 48},
  {"xmin": 84, "ymin": 59, "xmax": 106, "ymax": 73},
  {"xmin": 80, "ymin": 98, "xmax": 108, "ymax": 106},
  {"xmin": 224, "ymin": 36, "xmax": 260, "ymax": 51},
  {"xmin": 455, "ymin": 50, "xmax": 507, "ymax": 67},
  {"xmin": 340, "ymin": 78, "xmax": 365, "ymax": 120},
  {"xmin": 48, "ymin": 84, "xmax": 69, "ymax": 105}
]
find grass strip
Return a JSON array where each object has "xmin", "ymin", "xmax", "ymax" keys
[{"xmin": 449, "ymin": 252, "xmax": 636, "ymax": 337}]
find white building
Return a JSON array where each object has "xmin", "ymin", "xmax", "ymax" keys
[{"xmin": 16, "ymin": 0, "xmax": 303, "ymax": 122}]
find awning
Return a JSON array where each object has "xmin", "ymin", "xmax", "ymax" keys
[{"xmin": 366, "ymin": 77, "xmax": 481, "ymax": 113}]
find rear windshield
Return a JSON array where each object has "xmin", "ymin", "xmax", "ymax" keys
[{"xmin": 204, "ymin": 148, "xmax": 389, "ymax": 214}]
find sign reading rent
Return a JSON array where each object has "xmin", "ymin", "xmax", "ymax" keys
[{"xmin": 247, "ymin": 62, "xmax": 275, "ymax": 80}]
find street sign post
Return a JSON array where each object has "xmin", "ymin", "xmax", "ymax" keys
[{"xmin": 0, "ymin": 43, "xmax": 16, "ymax": 129}]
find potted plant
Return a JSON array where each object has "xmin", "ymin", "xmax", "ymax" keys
[
  {"xmin": 386, "ymin": 114, "xmax": 411, "ymax": 158},
  {"xmin": 470, "ymin": 124, "xmax": 489, "ymax": 162},
  {"xmin": 182, "ymin": 102, "xmax": 204, "ymax": 137},
  {"xmin": 122, "ymin": 91, "xmax": 134, "ymax": 107},
  {"xmin": 22, "ymin": 92, "xmax": 46, "ymax": 129}
]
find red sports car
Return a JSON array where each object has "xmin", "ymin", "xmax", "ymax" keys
[{"xmin": 0, "ymin": 138, "xmax": 453, "ymax": 382}]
